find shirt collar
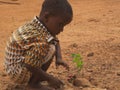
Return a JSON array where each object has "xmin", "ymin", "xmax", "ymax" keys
[{"xmin": 33, "ymin": 16, "xmax": 58, "ymax": 44}]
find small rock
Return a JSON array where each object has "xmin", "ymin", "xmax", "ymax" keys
[
  {"xmin": 73, "ymin": 78, "xmax": 92, "ymax": 87},
  {"xmin": 87, "ymin": 52, "xmax": 94, "ymax": 57},
  {"xmin": 41, "ymin": 81, "xmax": 49, "ymax": 86},
  {"xmin": 87, "ymin": 69, "xmax": 93, "ymax": 72},
  {"xmin": 108, "ymin": 10, "xmax": 113, "ymax": 13},
  {"xmin": 64, "ymin": 88, "xmax": 74, "ymax": 90},
  {"xmin": 69, "ymin": 43, "xmax": 78, "ymax": 48},
  {"xmin": 87, "ymin": 18, "xmax": 100, "ymax": 22},
  {"xmin": 117, "ymin": 72, "xmax": 120, "ymax": 76},
  {"xmin": 82, "ymin": 87, "xmax": 107, "ymax": 90},
  {"xmin": 73, "ymin": 79, "xmax": 81, "ymax": 87}
]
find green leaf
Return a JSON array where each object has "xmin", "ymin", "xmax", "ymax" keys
[
  {"xmin": 77, "ymin": 61, "xmax": 83, "ymax": 68},
  {"xmin": 71, "ymin": 53, "xmax": 76, "ymax": 57},
  {"xmin": 71, "ymin": 53, "xmax": 83, "ymax": 72}
]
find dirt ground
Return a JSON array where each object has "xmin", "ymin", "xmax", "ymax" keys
[{"xmin": 0, "ymin": 0, "xmax": 120, "ymax": 90}]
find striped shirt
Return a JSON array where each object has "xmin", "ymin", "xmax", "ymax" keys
[{"xmin": 4, "ymin": 16, "xmax": 57, "ymax": 84}]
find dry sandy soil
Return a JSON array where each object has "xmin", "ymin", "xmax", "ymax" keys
[{"xmin": 0, "ymin": 0, "xmax": 120, "ymax": 90}]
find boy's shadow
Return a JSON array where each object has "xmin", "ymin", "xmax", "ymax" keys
[{"xmin": 0, "ymin": 0, "xmax": 20, "ymax": 5}]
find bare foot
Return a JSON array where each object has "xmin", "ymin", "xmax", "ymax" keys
[
  {"xmin": 48, "ymin": 76, "xmax": 64, "ymax": 89},
  {"xmin": 39, "ymin": 86, "xmax": 55, "ymax": 90},
  {"xmin": 26, "ymin": 84, "xmax": 55, "ymax": 90}
]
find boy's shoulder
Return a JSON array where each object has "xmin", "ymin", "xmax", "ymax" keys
[{"xmin": 11, "ymin": 17, "xmax": 57, "ymax": 49}]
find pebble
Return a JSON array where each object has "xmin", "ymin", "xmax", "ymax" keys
[
  {"xmin": 73, "ymin": 78, "xmax": 92, "ymax": 87},
  {"xmin": 117, "ymin": 72, "xmax": 120, "ymax": 76},
  {"xmin": 87, "ymin": 52, "xmax": 94, "ymax": 57},
  {"xmin": 82, "ymin": 87, "xmax": 107, "ymax": 90}
]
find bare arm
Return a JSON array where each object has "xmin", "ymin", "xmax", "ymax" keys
[
  {"xmin": 55, "ymin": 42, "xmax": 62, "ymax": 61},
  {"xmin": 55, "ymin": 42, "xmax": 69, "ymax": 70}
]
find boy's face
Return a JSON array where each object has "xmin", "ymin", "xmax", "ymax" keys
[{"xmin": 45, "ymin": 14, "xmax": 72, "ymax": 36}]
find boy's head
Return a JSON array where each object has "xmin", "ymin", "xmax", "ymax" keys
[{"xmin": 39, "ymin": 0, "xmax": 73, "ymax": 36}]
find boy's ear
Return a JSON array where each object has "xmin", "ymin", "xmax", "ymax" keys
[{"xmin": 43, "ymin": 12, "xmax": 50, "ymax": 22}]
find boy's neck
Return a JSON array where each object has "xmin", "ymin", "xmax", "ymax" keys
[
  {"xmin": 36, "ymin": 16, "xmax": 45, "ymax": 27},
  {"xmin": 36, "ymin": 16, "xmax": 55, "ymax": 37}
]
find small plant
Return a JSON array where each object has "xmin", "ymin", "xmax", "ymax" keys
[
  {"xmin": 67, "ymin": 53, "xmax": 83, "ymax": 83},
  {"xmin": 72, "ymin": 53, "xmax": 83, "ymax": 72}
]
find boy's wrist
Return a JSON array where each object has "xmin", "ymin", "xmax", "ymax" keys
[{"xmin": 56, "ymin": 57, "xmax": 62, "ymax": 62}]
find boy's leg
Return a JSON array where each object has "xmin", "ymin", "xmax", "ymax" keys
[
  {"xmin": 26, "ymin": 57, "xmax": 63, "ymax": 89},
  {"xmin": 27, "ymin": 62, "xmax": 55, "ymax": 90},
  {"xmin": 30, "ymin": 58, "xmax": 53, "ymax": 84},
  {"xmin": 26, "ymin": 84, "xmax": 55, "ymax": 90},
  {"xmin": 26, "ymin": 59, "xmax": 55, "ymax": 89}
]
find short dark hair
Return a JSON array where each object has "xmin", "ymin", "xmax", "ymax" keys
[{"xmin": 40, "ymin": 0, "xmax": 73, "ymax": 17}]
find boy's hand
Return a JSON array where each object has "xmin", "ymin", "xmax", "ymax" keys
[
  {"xmin": 48, "ymin": 75, "xmax": 64, "ymax": 89},
  {"xmin": 56, "ymin": 59, "xmax": 69, "ymax": 70}
]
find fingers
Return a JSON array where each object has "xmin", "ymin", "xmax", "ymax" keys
[
  {"xmin": 62, "ymin": 62, "xmax": 69, "ymax": 71},
  {"xmin": 49, "ymin": 79, "xmax": 64, "ymax": 89},
  {"xmin": 56, "ymin": 61, "xmax": 69, "ymax": 71},
  {"xmin": 55, "ymin": 80, "xmax": 64, "ymax": 89}
]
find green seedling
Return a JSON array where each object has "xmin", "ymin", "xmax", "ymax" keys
[
  {"xmin": 67, "ymin": 53, "xmax": 83, "ymax": 83},
  {"xmin": 72, "ymin": 53, "xmax": 83, "ymax": 72}
]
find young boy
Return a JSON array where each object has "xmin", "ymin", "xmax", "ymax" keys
[{"xmin": 4, "ymin": 0, "xmax": 73, "ymax": 90}]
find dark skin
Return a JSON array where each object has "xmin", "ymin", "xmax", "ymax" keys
[{"xmin": 27, "ymin": 11, "xmax": 72, "ymax": 90}]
